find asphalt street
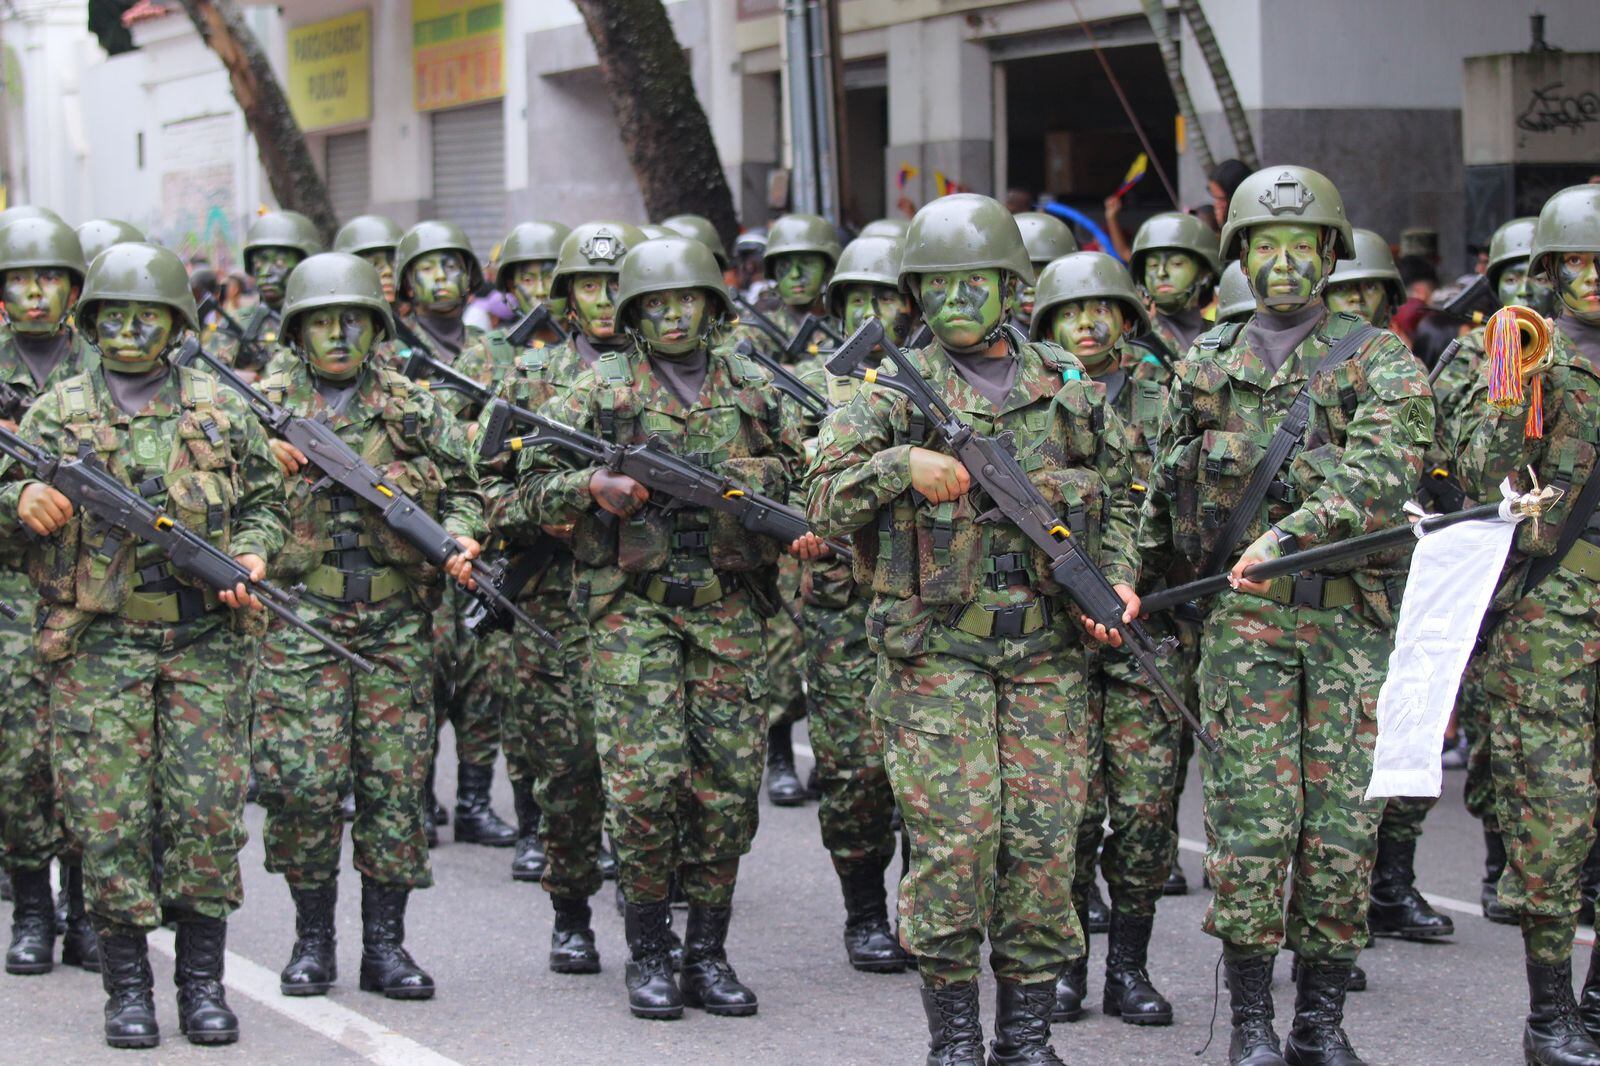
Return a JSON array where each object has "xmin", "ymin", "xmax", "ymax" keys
[{"xmin": 0, "ymin": 727, "xmax": 1549, "ymax": 1065}]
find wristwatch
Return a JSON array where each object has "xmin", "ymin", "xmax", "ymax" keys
[{"xmin": 1269, "ymin": 525, "xmax": 1299, "ymax": 555}]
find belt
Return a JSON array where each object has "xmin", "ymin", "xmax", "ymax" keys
[
  {"xmin": 305, "ymin": 564, "xmax": 408, "ymax": 605},
  {"xmin": 122, "ymin": 587, "xmax": 214, "ymax": 624},
  {"xmin": 1559, "ymin": 537, "xmax": 1600, "ymax": 581},
  {"xmin": 1262, "ymin": 572, "xmax": 1358, "ymax": 610},
  {"xmin": 636, "ymin": 571, "xmax": 737, "ymax": 609},
  {"xmin": 944, "ymin": 598, "xmax": 1052, "ymax": 639}
]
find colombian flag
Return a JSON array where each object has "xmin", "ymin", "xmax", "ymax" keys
[{"xmin": 1111, "ymin": 153, "xmax": 1148, "ymax": 201}]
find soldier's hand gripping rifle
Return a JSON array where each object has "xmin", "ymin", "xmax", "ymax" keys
[
  {"xmin": 173, "ymin": 343, "xmax": 558, "ymax": 649},
  {"xmin": 0, "ymin": 422, "xmax": 375, "ymax": 672},
  {"xmin": 196, "ymin": 294, "xmax": 274, "ymax": 371},
  {"xmin": 826, "ymin": 318, "xmax": 1218, "ymax": 753}
]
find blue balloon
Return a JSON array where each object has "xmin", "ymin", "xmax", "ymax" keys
[{"xmin": 1040, "ymin": 201, "xmax": 1122, "ymax": 264}]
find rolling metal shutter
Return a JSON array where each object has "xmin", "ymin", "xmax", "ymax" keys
[
  {"xmin": 430, "ymin": 103, "xmax": 505, "ymax": 262},
  {"xmin": 324, "ymin": 130, "xmax": 371, "ymax": 224}
]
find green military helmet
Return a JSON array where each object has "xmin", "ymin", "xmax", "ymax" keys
[
  {"xmin": 1485, "ymin": 217, "xmax": 1537, "ymax": 288},
  {"xmin": 1328, "ymin": 228, "xmax": 1404, "ymax": 305},
  {"xmin": 395, "ymin": 219, "xmax": 484, "ymax": 300},
  {"xmin": 764, "ymin": 213, "xmax": 842, "ymax": 269},
  {"xmin": 1218, "ymin": 165, "xmax": 1354, "ymax": 260},
  {"xmin": 333, "ymin": 214, "xmax": 402, "ymax": 258},
  {"xmin": 615, "ymin": 236, "xmax": 732, "ymax": 324},
  {"xmin": 637, "ymin": 223, "xmax": 672, "ymax": 241},
  {"xmin": 1216, "ymin": 262, "xmax": 1255, "ymax": 323},
  {"xmin": 1529, "ymin": 185, "xmax": 1600, "ymax": 279},
  {"xmin": 898, "ymin": 193, "xmax": 1036, "ymax": 294},
  {"xmin": 1130, "ymin": 211, "xmax": 1223, "ymax": 278},
  {"xmin": 0, "ymin": 217, "xmax": 88, "ymax": 283},
  {"xmin": 76, "ymin": 219, "xmax": 145, "ymax": 266},
  {"xmin": 549, "ymin": 220, "xmax": 647, "ymax": 303},
  {"xmin": 660, "ymin": 214, "xmax": 730, "ymax": 270},
  {"xmin": 243, "ymin": 210, "xmax": 324, "ymax": 272},
  {"xmin": 1029, "ymin": 251, "xmax": 1151, "ymax": 342},
  {"xmin": 74, "ymin": 241, "xmax": 199, "ymax": 335},
  {"xmin": 0, "ymin": 206, "xmax": 64, "ymax": 228},
  {"xmin": 859, "ymin": 219, "xmax": 909, "ymax": 240},
  {"xmin": 280, "ymin": 252, "xmax": 395, "ymax": 345},
  {"xmin": 1013, "ymin": 212, "xmax": 1079, "ymax": 269},
  {"xmin": 495, "ymin": 220, "xmax": 574, "ymax": 288},
  {"xmin": 826, "ymin": 235, "xmax": 905, "ymax": 319}
]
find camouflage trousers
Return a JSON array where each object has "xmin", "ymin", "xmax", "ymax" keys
[
  {"xmin": 1378, "ymin": 797, "xmax": 1438, "ymax": 846},
  {"xmin": 872, "ymin": 612, "xmax": 1088, "ymax": 986},
  {"xmin": 0, "ymin": 570, "xmax": 63, "ymax": 872},
  {"xmin": 802, "ymin": 598, "xmax": 897, "ymax": 867},
  {"xmin": 1458, "ymin": 656, "xmax": 1497, "ymax": 830},
  {"xmin": 51, "ymin": 613, "xmax": 252, "ymax": 933},
  {"xmin": 432, "ymin": 581, "xmax": 504, "ymax": 768},
  {"xmin": 252, "ymin": 592, "xmax": 433, "ymax": 889},
  {"xmin": 1479, "ymin": 574, "xmax": 1600, "ymax": 965},
  {"xmin": 587, "ymin": 582, "xmax": 768, "ymax": 907},
  {"xmin": 765, "ymin": 557, "xmax": 806, "ymax": 728},
  {"xmin": 500, "ymin": 585, "xmax": 604, "ymax": 901},
  {"xmin": 1198, "ymin": 596, "xmax": 1385, "ymax": 963}
]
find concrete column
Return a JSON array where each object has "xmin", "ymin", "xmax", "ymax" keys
[
  {"xmin": 885, "ymin": 15, "xmax": 993, "ymax": 213},
  {"xmin": 369, "ymin": 0, "xmax": 430, "ymax": 225}
]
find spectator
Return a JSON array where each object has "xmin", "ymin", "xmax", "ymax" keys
[
  {"xmin": 1409, "ymin": 311, "xmax": 1467, "ymax": 371},
  {"xmin": 1390, "ymin": 254, "xmax": 1440, "ymax": 345},
  {"xmin": 1206, "ymin": 159, "xmax": 1252, "ymax": 230},
  {"xmin": 1004, "ymin": 187, "xmax": 1034, "ymax": 214}
]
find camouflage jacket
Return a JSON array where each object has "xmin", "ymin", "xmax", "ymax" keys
[
  {"xmin": 397, "ymin": 312, "xmax": 486, "ymax": 419},
  {"xmin": 205, "ymin": 302, "xmax": 282, "ymax": 373},
  {"xmin": 1093, "ymin": 338, "xmax": 1170, "ymax": 491},
  {"xmin": 1426, "ymin": 325, "xmax": 1486, "ymax": 487},
  {"xmin": 258, "ymin": 360, "xmax": 483, "ymax": 591},
  {"xmin": 738, "ymin": 304, "xmax": 840, "ymax": 367},
  {"xmin": 1139, "ymin": 309, "xmax": 1432, "ymax": 585}
]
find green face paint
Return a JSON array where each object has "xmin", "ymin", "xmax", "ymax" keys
[
  {"xmin": 251, "ymin": 247, "xmax": 303, "ymax": 308},
  {"xmin": 1244, "ymin": 224, "xmax": 1329, "ymax": 312},
  {"xmin": 772, "ymin": 252, "xmax": 827, "ymax": 308},
  {"xmin": 1518, "ymin": 273, "xmax": 1557, "ymax": 317},
  {"xmin": 409, "ymin": 251, "xmax": 467, "ymax": 314},
  {"xmin": 359, "ymin": 250, "xmax": 397, "ymax": 304},
  {"xmin": 919, "ymin": 268, "xmax": 1005, "ymax": 351},
  {"xmin": 1013, "ymin": 277, "xmax": 1038, "ymax": 328},
  {"xmin": 509, "ymin": 260, "xmax": 556, "ymax": 316},
  {"xmin": 1556, "ymin": 251, "xmax": 1600, "ymax": 322},
  {"xmin": 1049, "ymin": 299, "xmax": 1123, "ymax": 370},
  {"xmin": 3, "ymin": 267, "xmax": 76, "ymax": 335},
  {"xmin": 1143, "ymin": 250, "xmax": 1204, "ymax": 313},
  {"xmin": 1497, "ymin": 261, "xmax": 1528, "ymax": 309},
  {"xmin": 95, "ymin": 300, "xmax": 174, "ymax": 373},
  {"xmin": 633, "ymin": 287, "xmax": 709, "ymax": 356},
  {"xmin": 1325, "ymin": 279, "xmax": 1388, "ymax": 325},
  {"xmin": 301, "ymin": 305, "xmax": 377, "ymax": 382},
  {"xmin": 569, "ymin": 272, "xmax": 620, "ymax": 340},
  {"xmin": 841, "ymin": 282, "xmax": 912, "ymax": 344}
]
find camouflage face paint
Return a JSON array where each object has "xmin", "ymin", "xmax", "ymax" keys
[
  {"xmin": 841, "ymin": 282, "xmax": 913, "ymax": 344},
  {"xmin": 509, "ymin": 259, "xmax": 557, "ymax": 316},
  {"xmin": 1013, "ymin": 276, "xmax": 1038, "ymax": 328},
  {"xmin": 919, "ymin": 268, "xmax": 1005, "ymax": 351},
  {"xmin": 1049, "ymin": 298, "xmax": 1123, "ymax": 372},
  {"xmin": 1519, "ymin": 273, "xmax": 1557, "ymax": 318},
  {"xmin": 251, "ymin": 247, "xmax": 304, "ymax": 308},
  {"xmin": 359, "ymin": 250, "xmax": 397, "ymax": 304},
  {"xmin": 302, "ymin": 305, "xmax": 377, "ymax": 382},
  {"xmin": 95, "ymin": 300, "xmax": 174, "ymax": 372},
  {"xmin": 1556, "ymin": 252, "xmax": 1600, "ymax": 322},
  {"xmin": 410, "ymin": 251, "xmax": 467, "ymax": 314},
  {"xmin": 1497, "ymin": 261, "xmax": 1528, "ymax": 309},
  {"xmin": 772, "ymin": 252, "xmax": 827, "ymax": 307},
  {"xmin": 570, "ymin": 272, "xmax": 620, "ymax": 340},
  {"xmin": 1245, "ymin": 223, "xmax": 1328, "ymax": 312},
  {"xmin": 1144, "ymin": 250, "xmax": 1204, "ymax": 313},
  {"xmin": 633, "ymin": 287, "xmax": 708, "ymax": 355},
  {"xmin": 1325, "ymin": 279, "xmax": 1388, "ymax": 325},
  {"xmin": 2, "ymin": 267, "xmax": 76, "ymax": 335}
]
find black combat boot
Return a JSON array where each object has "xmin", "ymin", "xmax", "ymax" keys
[
  {"xmin": 510, "ymin": 779, "xmax": 547, "ymax": 882},
  {"xmin": 598, "ymin": 836, "xmax": 619, "ymax": 880},
  {"xmin": 549, "ymin": 896, "xmax": 600, "ymax": 974},
  {"xmin": 991, "ymin": 979, "xmax": 1065, "ymax": 1065},
  {"xmin": 1051, "ymin": 956, "xmax": 1087, "ymax": 1022},
  {"xmin": 1292, "ymin": 954, "xmax": 1365, "ymax": 993},
  {"xmin": 453, "ymin": 761, "xmax": 516, "ymax": 846},
  {"xmin": 99, "ymin": 929, "xmax": 160, "ymax": 1049},
  {"xmin": 1367, "ymin": 836, "xmax": 1454, "ymax": 939},
  {"xmin": 5, "ymin": 866, "xmax": 55, "ymax": 974},
  {"xmin": 1484, "ymin": 830, "xmax": 1517, "ymax": 924},
  {"xmin": 1582, "ymin": 839, "xmax": 1600, "ymax": 927},
  {"xmin": 1084, "ymin": 881, "xmax": 1111, "ymax": 934},
  {"xmin": 1526, "ymin": 960, "xmax": 1600, "ymax": 1065},
  {"xmin": 622, "ymin": 900, "xmax": 683, "ymax": 1019},
  {"xmin": 174, "ymin": 915, "xmax": 238, "ymax": 1045},
  {"xmin": 1102, "ymin": 911, "xmax": 1172, "ymax": 1025},
  {"xmin": 1226, "ymin": 952, "xmax": 1287, "ymax": 1066},
  {"xmin": 0, "ymin": 870, "xmax": 10, "ymax": 902},
  {"xmin": 765, "ymin": 721, "xmax": 806, "ymax": 806},
  {"xmin": 1283, "ymin": 959, "xmax": 1365, "ymax": 1065},
  {"xmin": 837, "ymin": 857, "xmax": 910, "ymax": 973},
  {"xmin": 60, "ymin": 863, "xmax": 100, "ymax": 972},
  {"xmin": 920, "ymin": 980, "xmax": 985, "ymax": 1066},
  {"xmin": 1164, "ymin": 857, "xmax": 1189, "ymax": 896},
  {"xmin": 280, "ymin": 883, "xmax": 337, "ymax": 996},
  {"xmin": 1580, "ymin": 948, "xmax": 1600, "ymax": 1045},
  {"xmin": 680, "ymin": 903, "xmax": 758, "ymax": 1016},
  {"xmin": 358, "ymin": 880, "xmax": 435, "ymax": 999}
]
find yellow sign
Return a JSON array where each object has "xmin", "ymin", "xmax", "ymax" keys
[
  {"xmin": 286, "ymin": 10, "xmax": 371, "ymax": 132},
  {"xmin": 413, "ymin": 0, "xmax": 504, "ymax": 112}
]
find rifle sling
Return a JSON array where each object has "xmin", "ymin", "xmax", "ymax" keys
[{"xmin": 1481, "ymin": 456, "xmax": 1600, "ymax": 641}]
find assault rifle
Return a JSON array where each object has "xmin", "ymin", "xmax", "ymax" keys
[
  {"xmin": 172, "ymin": 343, "xmax": 558, "ymax": 648},
  {"xmin": 731, "ymin": 293, "xmax": 843, "ymax": 357},
  {"xmin": 196, "ymin": 294, "xmax": 274, "ymax": 371},
  {"xmin": 0, "ymin": 423, "xmax": 374, "ymax": 672},
  {"xmin": 0, "ymin": 380, "xmax": 28, "ymax": 421},
  {"xmin": 826, "ymin": 318, "xmax": 1216, "ymax": 752},
  {"xmin": 733, "ymin": 341, "xmax": 830, "ymax": 419}
]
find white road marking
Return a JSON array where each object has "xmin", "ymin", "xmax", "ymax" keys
[{"xmin": 147, "ymin": 928, "xmax": 462, "ymax": 1066}]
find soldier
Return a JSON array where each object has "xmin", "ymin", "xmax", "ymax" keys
[
  {"xmin": 1139, "ymin": 166, "xmax": 1431, "ymax": 1066},
  {"xmin": 332, "ymin": 215, "xmax": 404, "ymax": 307},
  {"xmin": 209, "ymin": 211, "xmax": 323, "ymax": 376},
  {"xmin": 249, "ymin": 253, "xmax": 482, "ymax": 1002},
  {"xmin": 0, "ymin": 242, "xmax": 287, "ymax": 1048},
  {"xmin": 660, "ymin": 214, "xmax": 729, "ymax": 274},
  {"xmin": 0, "ymin": 206, "xmax": 63, "ymax": 227},
  {"xmin": 1129, "ymin": 212, "xmax": 1222, "ymax": 358},
  {"xmin": 1217, "ymin": 262, "xmax": 1256, "ymax": 326},
  {"xmin": 1010, "ymin": 211, "xmax": 1078, "ymax": 335},
  {"xmin": 76, "ymin": 219, "xmax": 146, "ymax": 268},
  {"xmin": 488, "ymin": 219, "xmax": 646, "ymax": 969},
  {"xmin": 806, "ymin": 194, "xmax": 1141, "ymax": 1065},
  {"xmin": 517, "ymin": 236, "xmax": 816, "ymax": 1020},
  {"xmin": 1029, "ymin": 251, "xmax": 1180, "ymax": 1027},
  {"xmin": 859, "ymin": 219, "xmax": 910, "ymax": 240},
  {"xmin": 1324, "ymin": 229, "xmax": 1404, "ymax": 329},
  {"xmin": 1457, "ymin": 184, "xmax": 1600, "ymax": 1066},
  {"xmin": 0, "ymin": 217, "xmax": 101, "ymax": 977}
]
